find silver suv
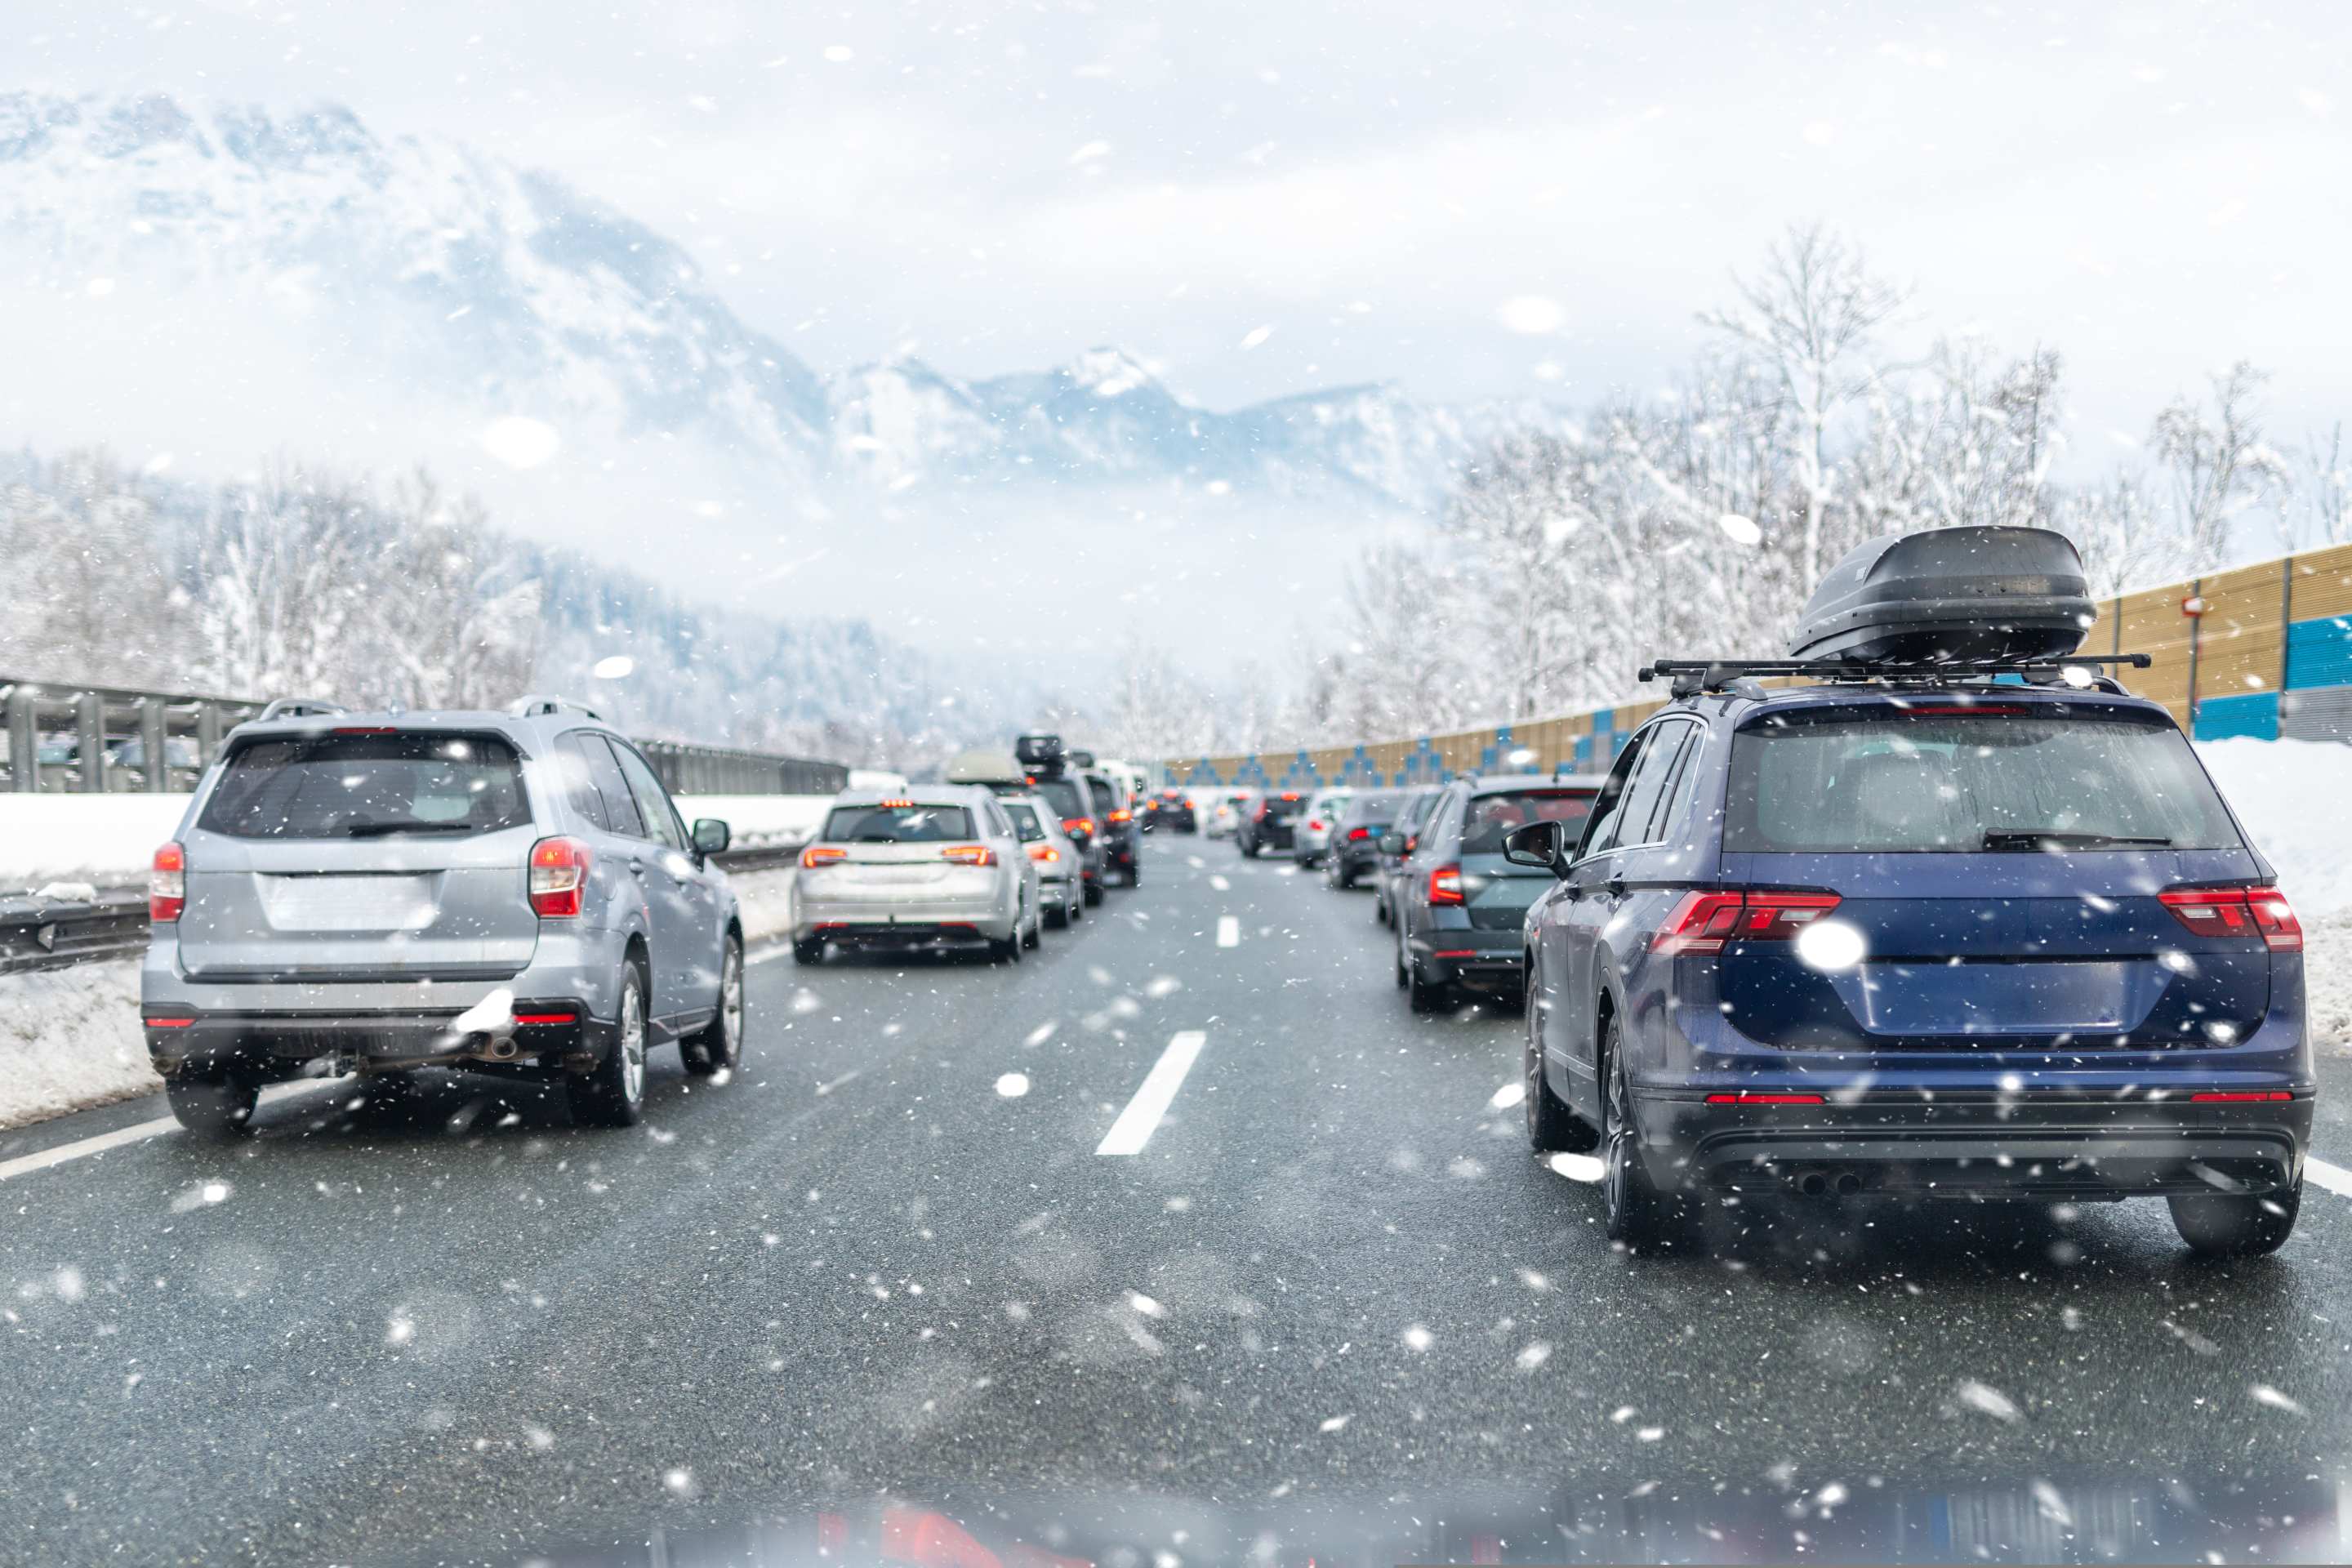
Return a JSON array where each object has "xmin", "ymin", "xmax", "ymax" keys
[{"xmin": 140, "ymin": 697, "xmax": 746, "ymax": 1136}]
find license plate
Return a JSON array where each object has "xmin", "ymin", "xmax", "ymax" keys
[{"xmin": 259, "ymin": 875, "xmax": 438, "ymax": 932}]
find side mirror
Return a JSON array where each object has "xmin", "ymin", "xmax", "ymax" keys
[
  {"xmin": 1378, "ymin": 832, "xmax": 1407, "ymax": 856},
  {"xmin": 1503, "ymin": 820, "xmax": 1567, "ymax": 875},
  {"xmin": 691, "ymin": 818, "xmax": 732, "ymax": 857}
]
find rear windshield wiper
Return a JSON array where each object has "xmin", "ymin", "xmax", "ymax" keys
[
  {"xmin": 1982, "ymin": 830, "xmax": 2173, "ymax": 851},
  {"xmin": 343, "ymin": 821, "xmax": 480, "ymax": 837}
]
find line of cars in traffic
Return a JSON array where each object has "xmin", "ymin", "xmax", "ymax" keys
[{"xmin": 1244, "ymin": 526, "xmax": 2318, "ymax": 1261}]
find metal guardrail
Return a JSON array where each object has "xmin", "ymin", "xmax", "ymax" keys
[
  {"xmin": 0, "ymin": 841, "xmax": 812, "ymax": 977},
  {"xmin": 1, "ymin": 675, "xmax": 849, "ymax": 798}
]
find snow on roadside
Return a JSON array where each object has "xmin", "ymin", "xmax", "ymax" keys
[
  {"xmin": 2197, "ymin": 738, "xmax": 2352, "ymax": 917},
  {"xmin": 0, "ymin": 959, "xmax": 161, "ymax": 1131},
  {"xmin": 732, "ymin": 867, "xmax": 795, "ymax": 946},
  {"xmin": 2305, "ymin": 910, "xmax": 2352, "ymax": 1057}
]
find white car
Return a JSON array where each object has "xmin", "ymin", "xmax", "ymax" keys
[
  {"xmin": 1202, "ymin": 790, "xmax": 1253, "ymax": 839},
  {"xmin": 1292, "ymin": 786, "xmax": 1355, "ymax": 866},
  {"xmin": 996, "ymin": 792, "xmax": 1087, "ymax": 929},
  {"xmin": 793, "ymin": 786, "xmax": 1042, "ymax": 964}
]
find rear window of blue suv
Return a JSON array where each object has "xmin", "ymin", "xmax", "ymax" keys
[{"xmin": 1724, "ymin": 705, "xmax": 2243, "ymax": 853}]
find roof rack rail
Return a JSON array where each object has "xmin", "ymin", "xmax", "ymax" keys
[
  {"xmin": 507, "ymin": 694, "xmax": 604, "ymax": 720},
  {"xmin": 1640, "ymin": 654, "xmax": 2151, "ymax": 699},
  {"xmin": 255, "ymin": 697, "xmax": 348, "ymax": 720}
]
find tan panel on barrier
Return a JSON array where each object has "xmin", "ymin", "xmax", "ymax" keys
[
  {"xmin": 2292, "ymin": 543, "xmax": 2352, "ymax": 623},
  {"xmin": 2198, "ymin": 560, "xmax": 2288, "ymax": 701},
  {"xmin": 2118, "ymin": 586, "xmax": 2194, "ymax": 725}
]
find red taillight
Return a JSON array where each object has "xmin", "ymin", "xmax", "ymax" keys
[
  {"xmin": 145, "ymin": 1017, "xmax": 195, "ymax": 1028},
  {"xmin": 1281, "ymin": 792, "xmax": 1300, "ymax": 801},
  {"xmin": 528, "ymin": 836, "xmax": 591, "ymax": 918},
  {"xmin": 1704, "ymin": 1092, "xmax": 1827, "ymax": 1106},
  {"xmin": 1063, "ymin": 817, "xmax": 1094, "ymax": 838},
  {"xmin": 1655, "ymin": 889, "xmax": 1841, "ymax": 955},
  {"xmin": 514, "ymin": 1011, "xmax": 578, "ymax": 1026},
  {"xmin": 1307, "ymin": 818, "xmax": 1326, "ymax": 831},
  {"xmin": 879, "ymin": 798, "xmax": 915, "ymax": 808},
  {"xmin": 1428, "ymin": 863, "xmax": 1463, "ymax": 905},
  {"xmin": 1347, "ymin": 826, "xmax": 1371, "ymax": 841},
  {"xmin": 800, "ymin": 844, "xmax": 849, "ymax": 868},
  {"xmin": 940, "ymin": 844, "xmax": 996, "ymax": 866},
  {"xmin": 2189, "ymin": 1090, "xmax": 2293, "ymax": 1103},
  {"xmin": 149, "ymin": 841, "xmax": 185, "ymax": 923},
  {"xmin": 1027, "ymin": 843, "xmax": 1060, "ymax": 863},
  {"xmin": 2160, "ymin": 884, "xmax": 2301, "ymax": 951},
  {"xmin": 1108, "ymin": 808, "xmax": 1132, "ymax": 824}
]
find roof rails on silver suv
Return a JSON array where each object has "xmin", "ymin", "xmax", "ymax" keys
[
  {"xmin": 508, "ymin": 694, "xmax": 604, "ymax": 721},
  {"xmin": 254, "ymin": 697, "xmax": 348, "ymax": 720}
]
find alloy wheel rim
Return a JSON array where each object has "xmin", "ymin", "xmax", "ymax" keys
[
  {"xmin": 721, "ymin": 950, "xmax": 744, "ymax": 1061},
  {"xmin": 1604, "ymin": 1054, "xmax": 1632, "ymax": 1224},
  {"xmin": 621, "ymin": 989, "xmax": 646, "ymax": 1103}
]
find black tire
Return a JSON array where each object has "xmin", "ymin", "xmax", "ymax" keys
[
  {"xmin": 1526, "ymin": 979, "xmax": 1598, "ymax": 1153},
  {"xmin": 792, "ymin": 937, "xmax": 823, "ymax": 965},
  {"xmin": 1045, "ymin": 900, "xmax": 1071, "ymax": 930},
  {"xmin": 1083, "ymin": 878, "xmax": 1103, "ymax": 906},
  {"xmin": 1376, "ymin": 888, "xmax": 1390, "ymax": 925},
  {"xmin": 569, "ymin": 965, "xmax": 648, "ymax": 1128},
  {"xmin": 1125, "ymin": 861, "xmax": 1141, "ymax": 889},
  {"xmin": 2170, "ymin": 1180, "xmax": 2301, "ymax": 1256},
  {"xmin": 683, "ymin": 934, "xmax": 745, "ymax": 1077},
  {"xmin": 1601, "ymin": 1017, "xmax": 1682, "ymax": 1250},
  {"xmin": 1023, "ymin": 901, "xmax": 1042, "ymax": 949},
  {"xmin": 166, "ymin": 1071, "xmax": 261, "ymax": 1140},
  {"xmin": 1242, "ymin": 841, "xmax": 1259, "ymax": 859},
  {"xmin": 1406, "ymin": 949, "xmax": 1450, "ymax": 1013}
]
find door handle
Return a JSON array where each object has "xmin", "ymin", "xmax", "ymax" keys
[{"xmin": 629, "ymin": 858, "xmax": 646, "ymax": 877}]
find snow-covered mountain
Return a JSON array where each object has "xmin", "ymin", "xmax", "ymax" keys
[{"xmin": 0, "ymin": 91, "xmax": 1504, "ymax": 510}]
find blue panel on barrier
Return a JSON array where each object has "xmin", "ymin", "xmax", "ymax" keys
[
  {"xmin": 2287, "ymin": 615, "xmax": 2352, "ymax": 690},
  {"xmin": 2193, "ymin": 691, "xmax": 2278, "ymax": 742}
]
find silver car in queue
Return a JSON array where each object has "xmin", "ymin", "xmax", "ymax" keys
[
  {"xmin": 997, "ymin": 793, "xmax": 1087, "ymax": 929},
  {"xmin": 792, "ymin": 786, "xmax": 1042, "ymax": 964}
]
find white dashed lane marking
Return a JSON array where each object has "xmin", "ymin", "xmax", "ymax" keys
[
  {"xmin": 1215, "ymin": 915, "xmax": 1240, "ymax": 948},
  {"xmin": 1095, "ymin": 1031, "xmax": 1209, "ymax": 1157}
]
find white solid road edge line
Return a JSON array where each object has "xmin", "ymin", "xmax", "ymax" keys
[
  {"xmin": 2306, "ymin": 1156, "xmax": 2352, "ymax": 1197},
  {"xmin": 1215, "ymin": 915, "xmax": 1240, "ymax": 948},
  {"xmin": 0, "ymin": 1079, "xmax": 349, "ymax": 1184},
  {"xmin": 1095, "ymin": 1030, "xmax": 1209, "ymax": 1157}
]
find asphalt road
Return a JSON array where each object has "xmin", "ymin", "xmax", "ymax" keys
[{"xmin": 4, "ymin": 838, "xmax": 2351, "ymax": 1566}]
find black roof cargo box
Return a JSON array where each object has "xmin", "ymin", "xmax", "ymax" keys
[{"xmin": 1789, "ymin": 526, "xmax": 2095, "ymax": 663}]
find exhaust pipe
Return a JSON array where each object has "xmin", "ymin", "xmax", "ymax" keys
[
  {"xmin": 1833, "ymin": 1170, "xmax": 1863, "ymax": 1197},
  {"xmin": 485, "ymin": 1036, "xmax": 520, "ymax": 1061},
  {"xmin": 1795, "ymin": 1169, "xmax": 1829, "ymax": 1198}
]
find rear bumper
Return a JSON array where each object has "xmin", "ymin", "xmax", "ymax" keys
[
  {"xmin": 803, "ymin": 920, "xmax": 1000, "ymax": 951},
  {"xmin": 1331, "ymin": 843, "xmax": 1382, "ymax": 875},
  {"xmin": 141, "ymin": 1002, "xmax": 612, "ymax": 1079},
  {"xmin": 1646, "ymin": 1090, "xmax": 2314, "ymax": 1199},
  {"xmin": 1408, "ymin": 929, "xmax": 1524, "ymax": 991}
]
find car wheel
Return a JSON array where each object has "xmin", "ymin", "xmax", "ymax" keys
[
  {"xmin": 1394, "ymin": 926, "xmax": 1410, "ymax": 989},
  {"xmin": 569, "ymin": 966, "xmax": 648, "ymax": 1128},
  {"xmin": 1375, "ymin": 888, "xmax": 1390, "ymax": 925},
  {"xmin": 1024, "ymin": 898, "xmax": 1043, "ymax": 949},
  {"xmin": 1601, "ymin": 1017, "xmax": 1680, "ymax": 1249},
  {"xmin": 2169, "ymin": 1180, "xmax": 2301, "ymax": 1256},
  {"xmin": 1525, "ymin": 979, "xmax": 1598, "ymax": 1153},
  {"xmin": 683, "ymin": 933, "xmax": 745, "ymax": 1077},
  {"xmin": 1083, "ymin": 878, "xmax": 1102, "ymax": 907},
  {"xmin": 1045, "ymin": 895, "xmax": 1070, "ymax": 930},
  {"xmin": 165, "ymin": 1071, "xmax": 261, "ymax": 1141}
]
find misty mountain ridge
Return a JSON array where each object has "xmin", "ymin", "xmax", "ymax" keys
[{"xmin": 0, "ymin": 90, "xmax": 1537, "ymax": 510}]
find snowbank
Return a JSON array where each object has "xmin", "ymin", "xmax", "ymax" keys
[
  {"xmin": 2196, "ymin": 739, "xmax": 2352, "ymax": 916},
  {"xmin": 0, "ymin": 791, "xmax": 831, "ymax": 891},
  {"xmin": 0, "ymin": 960, "xmax": 161, "ymax": 1131}
]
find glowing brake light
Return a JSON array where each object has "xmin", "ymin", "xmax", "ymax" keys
[
  {"xmin": 1655, "ymin": 889, "xmax": 1841, "ymax": 955},
  {"xmin": 528, "ymin": 836, "xmax": 592, "ymax": 918},
  {"xmin": 940, "ymin": 844, "xmax": 996, "ymax": 866},
  {"xmin": 1428, "ymin": 863, "xmax": 1463, "ymax": 905},
  {"xmin": 1307, "ymin": 818, "xmax": 1325, "ymax": 831},
  {"xmin": 878, "ymin": 798, "xmax": 915, "ymax": 808},
  {"xmin": 1704, "ymin": 1092, "xmax": 1826, "ymax": 1106},
  {"xmin": 2189, "ymin": 1090, "xmax": 2293, "ymax": 1103},
  {"xmin": 2158, "ymin": 884, "xmax": 2301, "ymax": 951},
  {"xmin": 1062, "ymin": 817, "xmax": 1094, "ymax": 838},
  {"xmin": 800, "ymin": 844, "xmax": 849, "ymax": 868},
  {"xmin": 1108, "ymin": 808, "xmax": 1131, "ymax": 824},
  {"xmin": 1027, "ymin": 843, "xmax": 1060, "ymax": 863},
  {"xmin": 149, "ymin": 841, "xmax": 186, "ymax": 923},
  {"xmin": 1347, "ymin": 826, "xmax": 1371, "ymax": 841}
]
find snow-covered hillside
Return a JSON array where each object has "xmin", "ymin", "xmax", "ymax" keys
[{"xmin": 0, "ymin": 91, "xmax": 1509, "ymax": 511}]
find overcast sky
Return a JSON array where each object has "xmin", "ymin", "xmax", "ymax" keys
[{"xmin": 21, "ymin": 0, "xmax": 2352, "ymax": 452}]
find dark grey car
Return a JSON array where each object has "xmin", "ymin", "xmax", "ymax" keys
[{"xmin": 139, "ymin": 698, "xmax": 746, "ymax": 1137}]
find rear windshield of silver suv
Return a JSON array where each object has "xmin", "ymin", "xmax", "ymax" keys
[{"xmin": 197, "ymin": 733, "xmax": 531, "ymax": 840}]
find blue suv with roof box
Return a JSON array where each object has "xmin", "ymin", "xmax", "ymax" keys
[{"xmin": 1510, "ymin": 528, "xmax": 2312, "ymax": 1256}]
